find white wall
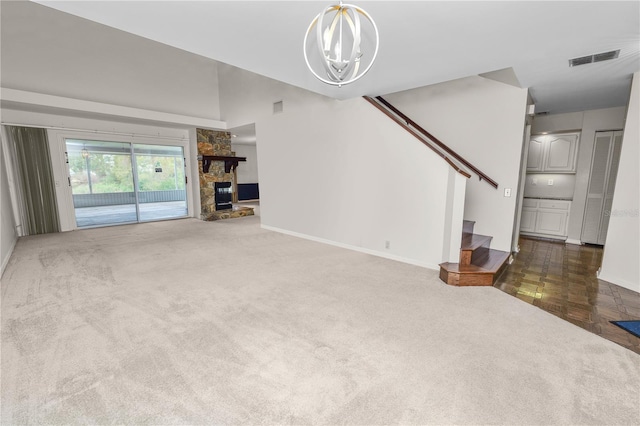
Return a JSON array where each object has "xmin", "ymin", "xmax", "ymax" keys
[
  {"xmin": 384, "ymin": 76, "xmax": 529, "ymax": 252},
  {"xmin": 524, "ymin": 174, "xmax": 576, "ymax": 199},
  {"xmin": 231, "ymin": 144, "xmax": 259, "ymax": 184},
  {"xmin": 532, "ymin": 107, "xmax": 626, "ymax": 243},
  {"xmin": 258, "ymin": 96, "xmax": 465, "ymax": 269},
  {"xmin": 219, "ymin": 63, "xmax": 332, "ymax": 129},
  {"xmin": 599, "ymin": 72, "xmax": 639, "ymax": 293},
  {"xmin": 1, "ymin": 1, "xmax": 221, "ymax": 121},
  {"xmin": 220, "ymin": 65, "xmax": 468, "ymax": 268},
  {"xmin": 0, "ymin": 136, "xmax": 17, "ymax": 276}
]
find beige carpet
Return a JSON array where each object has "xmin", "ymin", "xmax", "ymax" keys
[{"xmin": 1, "ymin": 216, "xmax": 638, "ymax": 424}]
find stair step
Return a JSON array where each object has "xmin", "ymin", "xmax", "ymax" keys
[
  {"xmin": 462, "ymin": 220, "xmax": 475, "ymax": 235},
  {"xmin": 439, "ymin": 249, "xmax": 510, "ymax": 286},
  {"xmin": 460, "ymin": 233, "xmax": 493, "ymax": 265},
  {"xmin": 461, "ymin": 233, "xmax": 492, "ymax": 251},
  {"xmin": 471, "ymin": 248, "xmax": 510, "ymax": 271}
]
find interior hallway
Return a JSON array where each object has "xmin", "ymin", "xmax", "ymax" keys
[{"xmin": 495, "ymin": 237, "xmax": 640, "ymax": 354}]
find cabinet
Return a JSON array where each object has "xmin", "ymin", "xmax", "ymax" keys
[
  {"xmin": 520, "ymin": 206, "xmax": 537, "ymax": 233},
  {"xmin": 581, "ymin": 131, "xmax": 623, "ymax": 245},
  {"xmin": 520, "ymin": 199, "xmax": 571, "ymax": 238},
  {"xmin": 526, "ymin": 138, "xmax": 546, "ymax": 172},
  {"xmin": 520, "ymin": 208, "xmax": 537, "ymax": 233},
  {"xmin": 527, "ymin": 133, "xmax": 579, "ymax": 173}
]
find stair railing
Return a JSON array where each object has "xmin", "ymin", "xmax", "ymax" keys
[{"xmin": 363, "ymin": 95, "xmax": 498, "ymax": 189}]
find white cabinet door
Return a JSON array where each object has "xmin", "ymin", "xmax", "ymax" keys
[
  {"xmin": 545, "ymin": 134, "xmax": 578, "ymax": 172},
  {"xmin": 527, "ymin": 137, "xmax": 545, "ymax": 172},
  {"xmin": 520, "ymin": 208, "xmax": 537, "ymax": 233},
  {"xmin": 536, "ymin": 209, "xmax": 568, "ymax": 236},
  {"xmin": 521, "ymin": 199, "xmax": 570, "ymax": 238},
  {"xmin": 527, "ymin": 133, "xmax": 579, "ymax": 173}
]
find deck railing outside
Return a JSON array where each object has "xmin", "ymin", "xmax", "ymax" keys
[{"xmin": 73, "ymin": 189, "xmax": 187, "ymax": 208}]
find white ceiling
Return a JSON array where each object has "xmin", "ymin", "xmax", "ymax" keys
[{"xmin": 24, "ymin": 1, "xmax": 640, "ymax": 114}]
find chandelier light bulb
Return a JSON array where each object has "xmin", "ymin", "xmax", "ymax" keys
[{"xmin": 304, "ymin": 3, "xmax": 379, "ymax": 87}]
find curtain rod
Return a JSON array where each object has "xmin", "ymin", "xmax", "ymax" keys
[{"xmin": 0, "ymin": 122, "xmax": 189, "ymax": 142}]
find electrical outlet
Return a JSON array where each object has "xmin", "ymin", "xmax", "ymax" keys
[
  {"xmin": 504, "ymin": 188, "xmax": 511, "ymax": 197},
  {"xmin": 548, "ymin": 179, "xmax": 554, "ymax": 186},
  {"xmin": 532, "ymin": 178, "xmax": 537, "ymax": 185},
  {"xmin": 385, "ymin": 240, "xmax": 390, "ymax": 249}
]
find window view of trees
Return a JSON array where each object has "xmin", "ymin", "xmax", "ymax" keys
[
  {"xmin": 136, "ymin": 155, "xmax": 186, "ymax": 192},
  {"xmin": 68, "ymin": 151, "xmax": 185, "ymax": 194},
  {"xmin": 68, "ymin": 151, "xmax": 134, "ymax": 194}
]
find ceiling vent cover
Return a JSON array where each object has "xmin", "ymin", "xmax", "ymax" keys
[
  {"xmin": 593, "ymin": 50, "xmax": 620, "ymax": 63},
  {"xmin": 569, "ymin": 49, "xmax": 620, "ymax": 67}
]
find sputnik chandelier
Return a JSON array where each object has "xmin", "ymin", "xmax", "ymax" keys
[{"xmin": 303, "ymin": 2, "xmax": 379, "ymax": 87}]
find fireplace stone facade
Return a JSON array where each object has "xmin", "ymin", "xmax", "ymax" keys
[{"xmin": 197, "ymin": 128, "xmax": 254, "ymax": 221}]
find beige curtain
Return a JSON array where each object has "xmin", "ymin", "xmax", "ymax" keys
[{"xmin": 7, "ymin": 126, "xmax": 60, "ymax": 235}]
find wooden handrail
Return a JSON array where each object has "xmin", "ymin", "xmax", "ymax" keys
[
  {"xmin": 370, "ymin": 96, "xmax": 498, "ymax": 189},
  {"xmin": 362, "ymin": 96, "xmax": 471, "ymax": 179}
]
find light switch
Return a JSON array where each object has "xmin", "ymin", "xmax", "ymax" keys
[
  {"xmin": 548, "ymin": 179, "xmax": 554, "ymax": 186},
  {"xmin": 532, "ymin": 178, "xmax": 537, "ymax": 185},
  {"xmin": 504, "ymin": 188, "xmax": 511, "ymax": 197}
]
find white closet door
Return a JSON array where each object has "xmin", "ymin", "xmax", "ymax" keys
[
  {"xmin": 597, "ymin": 131, "xmax": 623, "ymax": 244},
  {"xmin": 582, "ymin": 132, "xmax": 612, "ymax": 244}
]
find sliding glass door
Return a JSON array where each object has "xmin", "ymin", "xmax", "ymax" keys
[
  {"xmin": 134, "ymin": 144, "xmax": 187, "ymax": 222},
  {"xmin": 66, "ymin": 139, "xmax": 187, "ymax": 228}
]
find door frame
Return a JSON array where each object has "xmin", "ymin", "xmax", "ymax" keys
[
  {"xmin": 49, "ymin": 129, "xmax": 193, "ymax": 231},
  {"xmin": 511, "ymin": 123, "xmax": 532, "ymax": 253}
]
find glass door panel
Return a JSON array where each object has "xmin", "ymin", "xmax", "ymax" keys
[
  {"xmin": 133, "ymin": 144, "xmax": 187, "ymax": 222},
  {"xmin": 66, "ymin": 139, "xmax": 137, "ymax": 227}
]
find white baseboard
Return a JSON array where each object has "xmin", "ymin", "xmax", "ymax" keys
[
  {"xmin": 260, "ymin": 224, "xmax": 440, "ymax": 271},
  {"xmin": 520, "ymin": 232, "xmax": 567, "ymax": 242},
  {"xmin": 597, "ymin": 271, "xmax": 640, "ymax": 294},
  {"xmin": 1, "ymin": 236, "xmax": 17, "ymax": 278},
  {"xmin": 565, "ymin": 238, "xmax": 582, "ymax": 245}
]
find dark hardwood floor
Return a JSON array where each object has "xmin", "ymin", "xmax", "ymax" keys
[{"xmin": 494, "ymin": 236, "xmax": 640, "ymax": 354}]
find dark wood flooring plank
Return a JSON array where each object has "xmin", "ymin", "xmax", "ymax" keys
[{"xmin": 494, "ymin": 236, "xmax": 640, "ymax": 354}]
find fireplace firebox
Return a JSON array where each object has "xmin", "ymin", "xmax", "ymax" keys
[{"xmin": 214, "ymin": 182, "xmax": 232, "ymax": 211}]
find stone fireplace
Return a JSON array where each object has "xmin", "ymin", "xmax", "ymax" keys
[{"xmin": 197, "ymin": 128, "xmax": 254, "ymax": 221}]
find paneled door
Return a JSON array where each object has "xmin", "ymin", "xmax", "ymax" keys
[{"xmin": 526, "ymin": 138, "xmax": 545, "ymax": 172}]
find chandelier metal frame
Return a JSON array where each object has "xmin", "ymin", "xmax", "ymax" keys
[{"xmin": 303, "ymin": 2, "xmax": 379, "ymax": 87}]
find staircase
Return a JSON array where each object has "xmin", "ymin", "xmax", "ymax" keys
[
  {"xmin": 363, "ymin": 96, "xmax": 509, "ymax": 283},
  {"xmin": 439, "ymin": 220, "xmax": 511, "ymax": 286}
]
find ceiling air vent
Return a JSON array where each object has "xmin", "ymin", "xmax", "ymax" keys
[
  {"xmin": 569, "ymin": 49, "xmax": 620, "ymax": 67},
  {"xmin": 593, "ymin": 50, "xmax": 620, "ymax": 63}
]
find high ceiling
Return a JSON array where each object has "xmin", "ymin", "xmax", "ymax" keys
[{"xmin": 22, "ymin": 1, "xmax": 640, "ymax": 114}]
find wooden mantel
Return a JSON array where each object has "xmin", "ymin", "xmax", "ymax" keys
[{"xmin": 201, "ymin": 155, "xmax": 246, "ymax": 173}]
